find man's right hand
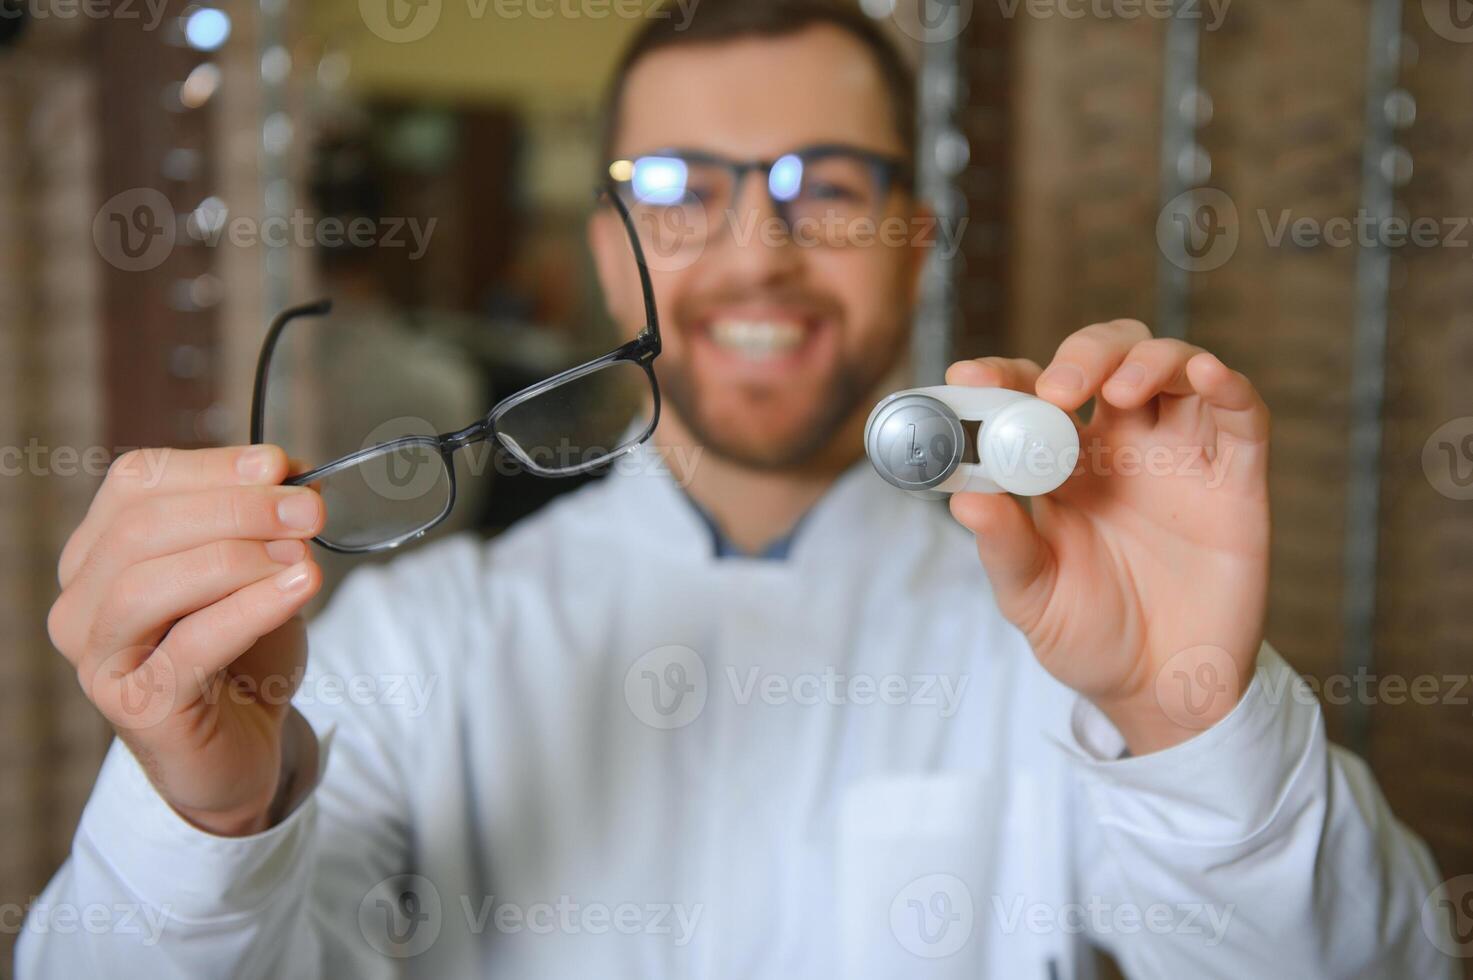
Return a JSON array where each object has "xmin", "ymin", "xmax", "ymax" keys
[{"xmin": 47, "ymin": 445, "xmax": 325, "ymax": 837}]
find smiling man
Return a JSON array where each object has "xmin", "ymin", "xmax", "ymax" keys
[{"xmin": 20, "ymin": 1, "xmax": 1454, "ymax": 977}]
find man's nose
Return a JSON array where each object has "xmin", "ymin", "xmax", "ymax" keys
[{"xmin": 715, "ymin": 169, "xmax": 803, "ymax": 283}]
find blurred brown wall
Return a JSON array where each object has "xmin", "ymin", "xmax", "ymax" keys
[{"xmin": 0, "ymin": 16, "xmax": 111, "ymax": 979}]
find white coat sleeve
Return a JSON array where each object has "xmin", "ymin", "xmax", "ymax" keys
[
  {"xmin": 16, "ymin": 565, "xmax": 425, "ymax": 980},
  {"xmin": 1063, "ymin": 643, "xmax": 1456, "ymax": 978}
]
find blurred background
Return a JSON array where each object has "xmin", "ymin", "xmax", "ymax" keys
[{"xmin": 1, "ymin": 0, "xmax": 1471, "ymax": 973}]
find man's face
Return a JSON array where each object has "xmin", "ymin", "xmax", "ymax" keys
[{"xmin": 592, "ymin": 25, "xmax": 928, "ymax": 470}]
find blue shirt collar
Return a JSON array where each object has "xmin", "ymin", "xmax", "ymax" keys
[{"xmin": 679, "ymin": 491, "xmax": 808, "ymax": 561}]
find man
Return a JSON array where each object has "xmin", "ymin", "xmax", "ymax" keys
[{"xmin": 20, "ymin": 2, "xmax": 1452, "ymax": 977}]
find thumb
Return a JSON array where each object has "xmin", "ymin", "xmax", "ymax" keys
[{"xmin": 949, "ymin": 492, "xmax": 1053, "ymax": 607}]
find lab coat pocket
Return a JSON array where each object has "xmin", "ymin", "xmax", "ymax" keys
[{"xmin": 837, "ymin": 771, "xmax": 1000, "ymax": 980}]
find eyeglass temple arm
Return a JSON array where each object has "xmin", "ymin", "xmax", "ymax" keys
[
  {"xmin": 249, "ymin": 298, "xmax": 334, "ymax": 445},
  {"xmin": 600, "ymin": 187, "xmax": 661, "ymax": 352}
]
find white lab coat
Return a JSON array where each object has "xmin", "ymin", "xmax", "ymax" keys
[{"xmin": 17, "ymin": 446, "xmax": 1455, "ymax": 978}]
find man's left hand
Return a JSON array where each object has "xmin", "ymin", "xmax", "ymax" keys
[{"xmin": 948, "ymin": 319, "xmax": 1271, "ymax": 755}]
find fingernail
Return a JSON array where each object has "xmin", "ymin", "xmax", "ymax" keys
[
  {"xmin": 265, "ymin": 539, "xmax": 307, "ymax": 564},
  {"xmin": 1111, "ymin": 363, "xmax": 1147, "ymax": 388},
  {"xmin": 1039, "ymin": 364, "xmax": 1084, "ymax": 391},
  {"xmin": 276, "ymin": 562, "xmax": 311, "ymax": 593},
  {"xmin": 277, "ymin": 493, "xmax": 320, "ymax": 532},
  {"xmin": 237, "ymin": 447, "xmax": 277, "ymax": 483}
]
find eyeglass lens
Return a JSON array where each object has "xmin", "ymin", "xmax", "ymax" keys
[
  {"xmin": 310, "ymin": 441, "xmax": 454, "ymax": 551},
  {"xmin": 494, "ymin": 359, "xmax": 655, "ymax": 475}
]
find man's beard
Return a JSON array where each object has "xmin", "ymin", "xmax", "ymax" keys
[{"xmin": 655, "ymin": 355, "xmax": 887, "ymax": 471}]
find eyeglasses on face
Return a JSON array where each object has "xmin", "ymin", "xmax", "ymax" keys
[
  {"xmin": 607, "ymin": 143, "xmax": 913, "ymax": 253},
  {"xmin": 248, "ymin": 187, "xmax": 662, "ymax": 555}
]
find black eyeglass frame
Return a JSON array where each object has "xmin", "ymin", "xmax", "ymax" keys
[
  {"xmin": 248, "ymin": 187, "xmax": 662, "ymax": 555},
  {"xmin": 608, "ymin": 142, "xmax": 914, "ymax": 222}
]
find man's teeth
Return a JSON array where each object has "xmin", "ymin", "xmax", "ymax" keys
[{"xmin": 707, "ymin": 320, "xmax": 806, "ymax": 358}]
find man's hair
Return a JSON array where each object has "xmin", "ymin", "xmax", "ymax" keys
[{"xmin": 600, "ymin": 0, "xmax": 916, "ymax": 165}]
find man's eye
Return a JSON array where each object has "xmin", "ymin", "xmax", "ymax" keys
[
  {"xmin": 682, "ymin": 184, "xmax": 718, "ymax": 204},
  {"xmin": 802, "ymin": 182, "xmax": 863, "ymax": 203}
]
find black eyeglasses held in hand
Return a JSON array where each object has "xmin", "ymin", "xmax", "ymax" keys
[{"xmin": 249, "ymin": 188, "xmax": 662, "ymax": 555}]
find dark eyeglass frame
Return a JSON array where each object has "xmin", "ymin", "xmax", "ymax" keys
[
  {"xmin": 608, "ymin": 142, "xmax": 914, "ymax": 220},
  {"xmin": 248, "ymin": 186, "xmax": 662, "ymax": 555}
]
